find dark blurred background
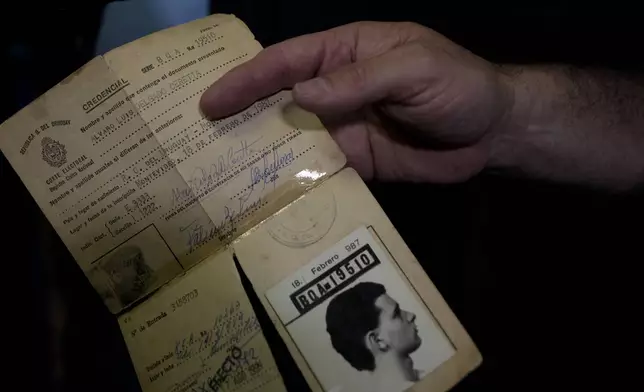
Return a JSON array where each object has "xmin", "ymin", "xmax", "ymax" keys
[{"xmin": 1, "ymin": 2, "xmax": 642, "ymax": 391}]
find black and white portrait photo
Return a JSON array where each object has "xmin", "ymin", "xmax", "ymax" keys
[
  {"xmin": 102, "ymin": 245, "xmax": 156, "ymax": 305},
  {"xmin": 267, "ymin": 226, "xmax": 456, "ymax": 392},
  {"xmin": 88, "ymin": 225, "xmax": 182, "ymax": 312},
  {"xmin": 326, "ymin": 282, "xmax": 423, "ymax": 387}
]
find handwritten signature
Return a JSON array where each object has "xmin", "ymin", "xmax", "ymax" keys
[
  {"xmin": 180, "ymin": 190, "xmax": 262, "ymax": 252},
  {"xmin": 170, "ymin": 137, "xmax": 262, "ymax": 207},
  {"xmin": 249, "ymin": 146, "xmax": 294, "ymax": 191},
  {"xmin": 178, "ymin": 144, "xmax": 296, "ymax": 253}
]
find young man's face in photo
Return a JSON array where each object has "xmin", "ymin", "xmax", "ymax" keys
[{"xmin": 375, "ymin": 294, "xmax": 421, "ymax": 354}]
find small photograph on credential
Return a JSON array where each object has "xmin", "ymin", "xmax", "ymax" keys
[
  {"xmin": 88, "ymin": 225, "xmax": 182, "ymax": 312},
  {"xmin": 266, "ymin": 226, "xmax": 456, "ymax": 392}
]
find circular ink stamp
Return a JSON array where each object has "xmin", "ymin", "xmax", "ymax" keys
[{"xmin": 268, "ymin": 191, "xmax": 336, "ymax": 248}]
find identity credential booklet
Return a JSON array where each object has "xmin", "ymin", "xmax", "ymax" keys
[{"xmin": 0, "ymin": 14, "xmax": 480, "ymax": 392}]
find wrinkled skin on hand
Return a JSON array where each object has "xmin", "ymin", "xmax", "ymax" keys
[{"xmin": 201, "ymin": 22, "xmax": 513, "ymax": 182}]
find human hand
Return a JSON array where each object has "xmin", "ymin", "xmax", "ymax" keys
[{"xmin": 200, "ymin": 22, "xmax": 513, "ymax": 182}]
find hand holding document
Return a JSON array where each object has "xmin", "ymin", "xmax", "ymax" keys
[
  {"xmin": 0, "ymin": 14, "xmax": 480, "ymax": 392},
  {"xmin": 0, "ymin": 14, "xmax": 344, "ymax": 313}
]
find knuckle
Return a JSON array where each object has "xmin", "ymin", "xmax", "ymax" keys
[
  {"xmin": 271, "ymin": 44, "xmax": 299, "ymax": 81},
  {"xmin": 325, "ymin": 30, "xmax": 355, "ymax": 66},
  {"xmin": 344, "ymin": 65, "xmax": 370, "ymax": 89},
  {"xmin": 397, "ymin": 21, "xmax": 435, "ymax": 40},
  {"xmin": 349, "ymin": 21, "xmax": 375, "ymax": 30},
  {"xmin": 398, "ymin": 21, "xmax": 423, "ymax": 33},
  {"xmin": 405, "ymin": 41, "xmax": 435, "ymax": 66}
]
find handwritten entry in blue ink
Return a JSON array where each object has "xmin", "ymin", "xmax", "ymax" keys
[{"xmin": 0, "ymin": 14, "xmax": 345, "ymax": 314}]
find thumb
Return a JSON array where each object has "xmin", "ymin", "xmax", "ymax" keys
[{"xmin": 293, "ymin": 45, "xmax": 419, "ymax": 115}]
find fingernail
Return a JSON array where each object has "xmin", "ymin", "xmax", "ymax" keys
[
  {"xmin": 199, "ymin": 88, "xmax": 222, "ymax": 119},
  {"xmin": 294, "ymin": 78, "xmax": 327, "ymax": 100}
]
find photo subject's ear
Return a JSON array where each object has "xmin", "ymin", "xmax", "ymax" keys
[{"xmin": 366, "ymin": 330, "xmax": 388, "ymax": 352}]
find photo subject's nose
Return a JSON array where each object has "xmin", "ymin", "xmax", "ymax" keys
[{"xmin": 407, "ymin": 311, "xmax": 416, "ymax": 322}]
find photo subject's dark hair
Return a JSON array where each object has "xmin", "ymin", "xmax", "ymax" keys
[{"xmin": 325, "ymin": 282, "xmax": 386, "ymax": 371}]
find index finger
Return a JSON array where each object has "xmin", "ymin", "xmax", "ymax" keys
[
  {"xmin": 199, "ymin": 30, "xmax": 351, "ymax": 119},
  {"xmin": 199, "ymin": 21, "xmax": 424, "ymax": 119}
]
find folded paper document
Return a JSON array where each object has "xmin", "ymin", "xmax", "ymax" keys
[{"xmin": 0, "ymin": 14, "xmax": 480, "ymax": 392}]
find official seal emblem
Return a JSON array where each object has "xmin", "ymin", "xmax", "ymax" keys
[
  {"xmin": 41, "ymin": 137, "xmax": 67, "ymax": 168},
  {"xmin": 268, "ymin": 191, "xmax": 337, "ymax": 248}
]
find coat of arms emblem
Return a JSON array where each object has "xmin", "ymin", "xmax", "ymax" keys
[{"xmin": 41, "ymin": 137, "xmax": 67, "ymax": 168}]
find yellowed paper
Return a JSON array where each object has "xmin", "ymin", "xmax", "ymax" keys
[
  {"xmin": 0, "ymin": 13, "xmax": 480, "ymax": 392},
  {"xmin": 234, "ymin": 168, "xmax": 481, "ymax": 392},
  {"xmin": 0, "ymin": 14, "xmax": 345, "ymax": 312},
  {"xmin": 118, "ymin": 249, "xmax": 285, "ymax": 392}
]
